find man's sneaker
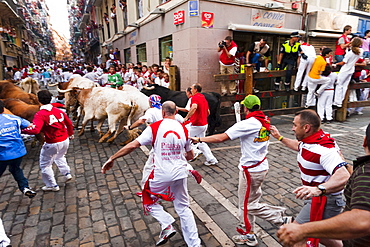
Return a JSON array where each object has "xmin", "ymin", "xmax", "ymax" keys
[
  {"xmin": 204, "ymin": 160, "xmax": 218, "ymax": 166},
  {"xmin": 356, "ymin": 111, "xmax": 364, "ymax": 115},
  {"xmin": 294, "ymin": 87, "xmax": 299, "ymax": 92},
  {"xmin": 283, "ymin": 216, "xmax": 294, "ymax": 224},
  {"xmin": 189, "ymin": 150, "xmax": 203, "ymax": 162},
  {"xmin": 274, "ymin": 84, "xmax": 280, "ymax": 91},
  {"xmin": 301, "ymin": 86, "xmax": 307, "ymax": 91},
  {"xmin": 284, "ymin": 84, "xmax": 290, "ymax": 92},
  {"xmin": 253, "ymin": 88, "xmax": 259, "ymax": 94},
  {"xmin": 232, "ymin": 233, "xmax": 258, "ymax": 246},
  {"xmin": 156, "ymin": 224, "xmax": 176, "ymax": 246},
  {"xmin": 190, "ymin": 170, "xmax": 202, "ymax": 184},
  {"xmin": 23, "ymin": 187, "xmax": 37, "ymax": 198},
  {"xmin": 65, "ymin": 173, "xmax": 73, "ymax": 182},
  {"xmin": 42, "ymin": 185, "xmax": 60, "ymax": 192}
]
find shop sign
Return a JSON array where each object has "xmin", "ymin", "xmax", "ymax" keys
[
  {"xmin": 189, "ymin": 0, "xmax": 199, "ymax": 16},
  {"xmin": 174, "ymin": 10, "xmax": 185, "ymax": 25},
  {"xmin": 201, "ymin": 12, "xmax": 214, "ymax": 28},
  {"xmin": 251, "ymin": 9, "xmax": 285, "ymax": 28}
]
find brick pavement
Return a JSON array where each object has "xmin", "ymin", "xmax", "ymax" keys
[{"xmin": 0, "ymin": 108, "xmax": 369, "ymax": 246}]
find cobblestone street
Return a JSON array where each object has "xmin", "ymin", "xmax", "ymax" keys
[{"xmin": 1, "ymin": 108, "xmax": 368, "ymax": 247}]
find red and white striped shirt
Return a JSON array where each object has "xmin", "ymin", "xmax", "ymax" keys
[{"xmin": 297, "ymin": 130, "xmax": 346, "ymax": 187}]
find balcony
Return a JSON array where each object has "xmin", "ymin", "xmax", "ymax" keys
[{"xmin": 355, "ymin": 0, "xmax": 370, "ymax": 12}]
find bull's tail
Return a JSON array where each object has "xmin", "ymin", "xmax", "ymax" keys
[{"xmin": 127, "ymin": 101, "xmax": 139, "ymax": 126}]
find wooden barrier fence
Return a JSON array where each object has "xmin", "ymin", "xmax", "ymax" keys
[{"xmin": 214, "ymin": 65, "xmax": 370, "ymax": 122}]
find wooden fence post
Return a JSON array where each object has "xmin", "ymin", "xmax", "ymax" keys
[
  {"xmin": 335, "ymin": 84, "xmax": 351, "ymax": 121},
  {"xmin": 244, "ymin": 65, "xmax": 253, "ymax": 95}
]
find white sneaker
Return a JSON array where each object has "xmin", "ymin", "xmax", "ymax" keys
[
  {"xmin": 356, "ymin": 111, "xmax": 364, "ymax": 115},
  {"xmin": 190, "ymin": 150, "xmax": 203, "ymax": 162},
  {"xmin": 23, "ymin": 187, "xmax": 37, "ymax": 198},
  {"xmin": 42, "ymin": 185, "xmax": 60, "ymax": 192},
  {"xmin": 204, "ymin": 160, "xmax": 218, "ymax": 166},
  {"xmin": 156, "ymin": 224, "xmax": 176, "ymax": 246},
  {"xmin": 65, "ymin": 173, "xmax": 73, "ymax": 182},
  {"xmin": 232, "ymin": 233, "xmax": 258, "ymax": 246}
]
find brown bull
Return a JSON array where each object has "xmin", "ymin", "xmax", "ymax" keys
[
  {"xmin": 2, "ymin": 98, "xmax": 44, "ymax": 144},
  {"xmin": 0, "ymin": 81, "xmax": 40, "ymax": 105}
]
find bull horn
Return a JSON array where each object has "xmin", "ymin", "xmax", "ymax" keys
[
  {"xmin": 57, "ymin": 87, "xmax": 73, "ymax": 93},
  {"xmin": 48, "ymin": 82, "xmax": 59, "ymax": 87},
  {"xmin": 14, "ymin": 80, "xmax": 21, "ymax": 85},
  {"xmin": 143, "ymin": 86, "xmax": 155, "ymax": 90}
]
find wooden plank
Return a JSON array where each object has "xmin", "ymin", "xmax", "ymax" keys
[
  {"xmin": 257, "ymin": 90, "xmax": 305, "ymax": 98},
  {"xmin": 214, "ymin": 73, "xmax": 245, "ymax": 82},
  {"xmin": 263, "ymin": 107, "xmax": 306, "ymax": 117},
  {"xmin": 253, "ymin": 69, "xmax": 297, "ymax": 79},
  {"xmin": 350, "ymin": 82, "xmax": 370, "ymax": 90},
  {"xmin": 347, "ymin": 100, "xmax": 370, "ymax": 108},
  {"xmin": 244, "ymin": 66, "xmax": 253, "ymax": 95},
  {"xmin": 336, "ymin": 84, "xmax": 351, "ymax": 122}
]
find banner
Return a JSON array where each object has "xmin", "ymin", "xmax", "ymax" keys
[
  {"xmin": 201, "ymin": 12, "xmax": 214, "ymax": 28},
  {"xmin": 251, "ymin": 9, "xmax": 285, "ymax": 28}
]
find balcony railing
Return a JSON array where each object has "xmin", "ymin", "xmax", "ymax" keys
[{"xmin": 355, "ymin": 0, "xmax": 370, "ymax": 12}]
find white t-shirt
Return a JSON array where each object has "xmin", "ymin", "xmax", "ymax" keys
[
  {"xmin": 185, "ymin": 98, "xmax": 192, "ymax": 111},
  {"xmin": 136, "ymin": 118, "xmax": 191, "ymax": 182},
  {"xmin": 340, "ymin": 48, "xmax": 363, "ymax": 74},
  {"xmin": 225, "ymin": 117, "xmax": 269, "ymax": 172},
  {"xmin": 301, "ymin": 44, "xmax": 316, "ymax": 58},
  {"xmin": 83, "ymin": 72, "xmax": 97, "ymax": 81},
  {"xmin": 139, "ymin": 108, "xmax": 184, "ymax": 124}
]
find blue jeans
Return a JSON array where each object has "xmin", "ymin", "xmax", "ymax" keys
[
  {"xmin": 334, "ymin": 55, "xmax": 344, "ymax": 63},
  {"xmin": 0, "ymin": 157, "xmax": 29, "ymax": 192},
  {"xmin": 251, "ymin": 53, "xmax": 262, "ymax": 71},
  {"xmin": 363, "ymin": 51, "xmax": 370, "ymax": 59}
]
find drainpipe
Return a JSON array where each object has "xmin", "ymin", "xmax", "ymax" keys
[{"xmin": 301, "ymin": 0, "xmax": 308, "ymax": 39}]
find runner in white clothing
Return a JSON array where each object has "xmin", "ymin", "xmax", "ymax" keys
[
  {"xmin": 126, "ymin": 95, "xmax": 202, "ymax": 188},
  {"xmin": 102, "ymin": 101, "xmax": 201, "ymax": 247},
  {"xmin": 333, "ymin": 37, "xmax": 363, "ymax": 107}
]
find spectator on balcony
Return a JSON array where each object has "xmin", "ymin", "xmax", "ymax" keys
[
  {"xmin": 334, "ymin": 25, "xmax": 352, "ymax": 63},
  {"xmin": 362, "ymin": 30, "xmax": 370, "ymax": 59}
]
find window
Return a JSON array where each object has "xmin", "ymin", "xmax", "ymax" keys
[
  {"xmin": 159, "ymin": 35, "xmax": 173, "ymax": 62},
  {"xmin": 137, "ymin": 0, "xmax": 143, "ymax": 18},
  {"xmin": 124, "ymin": 48, "xmax": 131, "ymax": 64},
  {"xmin": 136, "ymin": 43, "xmax": 147, "ymax": 62}
]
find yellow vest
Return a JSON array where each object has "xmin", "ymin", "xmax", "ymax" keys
[{"xmin": 282, "ymin": 41, "xmax": 300, "ymax": 53}]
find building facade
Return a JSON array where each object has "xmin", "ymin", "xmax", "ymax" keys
[{"xmin": 71, "ymin": 0, "xmax": 365, "ymax": 94}]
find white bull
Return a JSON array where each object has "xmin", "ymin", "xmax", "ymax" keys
[
  {"xmin": 72, "ymin": 87, "xmax": 149, "ymax": 143},
  {"xmin": 19, "ymin": 77, "xmax": 40, "ymax": 95},
  {"xmin": 56, "ymin": 75, "xmax": 100, "ymax": 118}
]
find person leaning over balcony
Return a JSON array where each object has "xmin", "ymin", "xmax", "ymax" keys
[{"xmin": 218, "ymin": 36, "xmax": 238, "ymax": 95}]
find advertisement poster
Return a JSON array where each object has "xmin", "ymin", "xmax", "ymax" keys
[
  {"xmin": 189, "ymin": 0, "xmax": 199, "ymax": 16},
  {"xmin": 174, "ymin": 10, "xmax": 185, "ymax": 25},
  {"xmin": 251, "ymin": 9, "xmax": 285, "ymax": 28},
  {"xmin": 201, "ymin": 12, "xmax": 214, "ymax": 28}
]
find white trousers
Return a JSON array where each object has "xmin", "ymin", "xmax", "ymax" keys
[
  {"xmin": 149, "ymin": 178, "xmax": 201, "ymax": 247},
  {"xmin": 333, "ymin": 72, "xmax": 352, "ymax": 106},
  {"xmin": 306, "ymin": 76, "xmax": 331, "ymax": 106},
  {"xmin": 0, "ymin": 218, "xmax": 10, "ymax": 247},
  {"xmin": 189, "ymin": 125, "xmax": 217, "ymax": 163},
  {"xmin": 40, "ymin": 139, "xmax": 71, "ymax": 187},
  {"xmin": 238, "ymin": 170, "xmax": 285, "ymax": 232},
  {"xmin": 294, "ymin": 57, "xmax": 315, "ymax": 90},
  {"xmin": 141, "ymin": 150, "xmax": 194, "ymax": 189},
  {"xmin": 317, "ymin": 90, "xmax": 334, "ymax": 121}
]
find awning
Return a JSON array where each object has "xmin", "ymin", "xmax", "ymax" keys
[
  {"xmin": 0, "ymin": 2, "xmax": 24, "ymax": 25},
  {"xmin": 228, "ymin": 24, "xmax": 305, "ymax": 36}
]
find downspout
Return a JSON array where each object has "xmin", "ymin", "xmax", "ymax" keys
[{"xmin": 301, "ymin": 0, "xmax": 308, "ymax": 40}]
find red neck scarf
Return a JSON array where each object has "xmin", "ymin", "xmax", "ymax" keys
[
  {"xmin": 301, "ymin": 129, "xmax": 335, "ymax": 148},
  {"xmin": 245, "ymin": 111, "xmax": 271, "ymax": 131}
]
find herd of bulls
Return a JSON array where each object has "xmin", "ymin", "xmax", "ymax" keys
[{"xmin": 0, "ymin": 76, "xmax": 222, "ymax": 146}]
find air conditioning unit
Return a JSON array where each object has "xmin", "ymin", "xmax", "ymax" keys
[{"xmin": 265, "ymin": 2, "xmax": 284, "ymax": 9}]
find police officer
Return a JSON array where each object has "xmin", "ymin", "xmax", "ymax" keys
[{"xmin": 275, "ymin": 31, "xmax": 303, "ymax": 91}]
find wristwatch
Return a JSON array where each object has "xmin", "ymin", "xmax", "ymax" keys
[{"xmin": 317, "ymin": 184, "xmax": 326, "ymax": 196}]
